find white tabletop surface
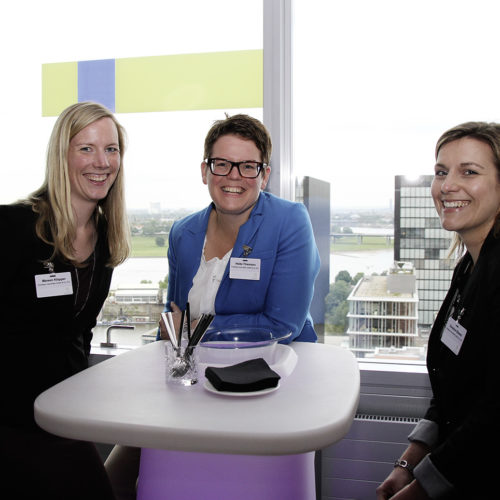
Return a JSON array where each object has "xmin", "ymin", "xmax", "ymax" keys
[{"xmin": 35, "ymin": 341, "xmax": 360, "ymax": 455}]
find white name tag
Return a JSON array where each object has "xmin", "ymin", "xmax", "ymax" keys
[
  {"xmin": 35, "ymin": 272, "xmax": 73, "ymax": 298},
  {"xmin": 229, "ymin": 257, "xmax": 261, "ymax": 281},
  {"xmin": 441, "ymin": 317, "xmax": 467, "ymax": 355}
]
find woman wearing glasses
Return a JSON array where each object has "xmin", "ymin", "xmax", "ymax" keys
[
  {"xmin": 105, "ymin": 114, "xmax": 321, "ymax": 500},
  {"xmin": 162, "ymin": 113, "xmax": 320, "ymax": 342}
]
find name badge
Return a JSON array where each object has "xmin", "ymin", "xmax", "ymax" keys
[
  {"xmin": 229, "ymin": 257, "xmax": 261, "ymax": 281},
  {"xmin": 441, "ymin": 317, "xmax": 467, "ymax": 355},
  {"xmin": 35, "ymin": 272, "xmax": 73, "ymax": 298}
]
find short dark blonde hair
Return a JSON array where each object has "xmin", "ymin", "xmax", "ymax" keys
[{"xmin": 203, "ymin": 114, "xmax": 272, "ymax": 165}]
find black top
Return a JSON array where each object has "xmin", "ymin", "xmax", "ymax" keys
[
  {"xmin": 0, "ymin": 203, "xmax": 113, "ymax": 427},
  {"xmin": 425, "ymin": 228, "xmax": 500, "ymax": 495}
]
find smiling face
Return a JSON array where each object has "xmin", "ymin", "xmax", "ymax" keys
[
  {"xmin": 201, "ymin": 134, "xmax": 271, "ymax": 219},
  {"xmin": 432, "ymin": 137, "xmax": 500, "ymax": 249},
  {"xmin": 67, "ymin": 117, "xmax": 120, "ymax": 210}
]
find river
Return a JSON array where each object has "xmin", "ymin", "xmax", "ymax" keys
[
  {"xmin": 95, "ymin": 232, "xmax": 394, "ymax": 348},
  {"xmin": 110, "ymin": 250, "xmax": 394, "ymax": 289},
  {"xmin": 94, "ymin": 249, "xmax": 394, "ymax": 348},
  {"xmin": 110, "ymin": 225, "xmax": 394, "ymax": 287}
]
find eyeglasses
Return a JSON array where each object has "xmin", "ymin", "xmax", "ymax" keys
[{"xmin": 205, "ymin": 158, "xmax": 267, "ymax": 179}]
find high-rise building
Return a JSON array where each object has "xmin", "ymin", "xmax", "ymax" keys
[{"xmin": 394, "ymin": 175, "xmax": 454, "ymax": 328}]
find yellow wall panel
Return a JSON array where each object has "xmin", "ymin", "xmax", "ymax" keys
[
  {"xmin": 115, "ymin": 50, "xmax": 262, "ymax": 113},
  {"xmin": 42, "ymin": 62, "xmax": 78, "ymax": 117}
]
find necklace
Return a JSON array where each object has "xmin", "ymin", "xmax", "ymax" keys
[{"xmin": 73, "ymin": 250, "xmax": 96, "ymax": 317}]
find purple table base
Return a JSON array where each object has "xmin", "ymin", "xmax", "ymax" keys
[{"xmin": 137, "ymin": 449, "xmax": 316, "ymax": 500}]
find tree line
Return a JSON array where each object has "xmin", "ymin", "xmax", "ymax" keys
[{"xmin": 325, "ymin": 270, "xmax": 364, "ymax": 333}]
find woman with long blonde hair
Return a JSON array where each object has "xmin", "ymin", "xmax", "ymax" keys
[{"xmin": 0, "ymin": 101, "xmax": 130, "ymax": 499}]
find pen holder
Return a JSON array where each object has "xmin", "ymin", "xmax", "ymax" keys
[{"xmin": 165, "ymin": 341, "xmax": 198, "ymax": 386}]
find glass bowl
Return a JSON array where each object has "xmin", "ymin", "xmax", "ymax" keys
[{"xmin": 198, "ymin": 327, "xmax": 291, "ymax": 366}]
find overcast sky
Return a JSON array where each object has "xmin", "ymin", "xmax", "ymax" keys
[{"xmin": 2, "ymin": 0, "xmax": 500, "ymax": 211}]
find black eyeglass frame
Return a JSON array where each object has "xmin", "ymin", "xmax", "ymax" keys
[{"xmin": 205, "ymin": 157, "xmax": 268, "ymax": 179}]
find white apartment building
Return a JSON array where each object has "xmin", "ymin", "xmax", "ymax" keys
[{"xmin": 347, "ymin": 262, "xmax": 419, "ymax": 358}]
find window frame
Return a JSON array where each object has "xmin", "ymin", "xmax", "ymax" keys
[{"xmin": 275, "ymin": 0, "xmax": 432, "ymax": 416}]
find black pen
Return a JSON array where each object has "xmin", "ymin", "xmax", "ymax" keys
[{"xmin": 186, "ymin": 302, "xmax": 191, "ymax": 343}]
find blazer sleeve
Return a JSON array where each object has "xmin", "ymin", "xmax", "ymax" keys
[{"xmin": 165, "ymin": 228, "xmax": 178, "ymax": 313}]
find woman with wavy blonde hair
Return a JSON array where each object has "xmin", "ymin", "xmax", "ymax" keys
[
  {"xmin": 0, "ymin": 101, "xmax": 130, "ymax": 499},
  {"xmin": 377, "ymin": 122, "xmax": 500, "ymax": 499},
  {"xmin": 434, "ymin": 122, "xmax": 500, "ymax": 260}
]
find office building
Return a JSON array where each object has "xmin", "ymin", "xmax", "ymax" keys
[{"xmin": 394, "ymin": 175, "xmax": 454, "ymax": 328}]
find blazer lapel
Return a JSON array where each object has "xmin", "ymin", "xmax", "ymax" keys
[
  {"xmin": 232, "ymin": 193, "xmax": 266, "ymax": 258},
  {"xmin": 182, "ymin": 204, "xmax": 213, "ymax": 292},
  {"xmin": 218, "ymin": 193, "xmax": 266, "ymax": 291}
]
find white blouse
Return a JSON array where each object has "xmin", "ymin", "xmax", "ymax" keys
[{"xmin": 187, "ymin": 240, "xmax": 232, "ymax": 319}]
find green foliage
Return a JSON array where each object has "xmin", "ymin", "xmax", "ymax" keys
[
  {"xmin": 329, "ymin": 301, "xmax": 349, "ymax": 333},
  {"xmin": 324, "ymin": 275, "xmax": 353, "ymax": 333},
  {"xmin": 335, "ymin": 270, "xmax": 352, "ymax": 284},
  {"xmin": 326, "ymin": 279, "xmax": 351, "ymax": 307},
  {"xmin": 141, "ymin": 220, "xmax": 160, "ymax": 236},
  {"xmin": 155, "ymin": 236, "xmax": 166, "ymax": 247},
  {"xmin": 137, "ymin": 219, "xmax": 174, "ymax": 237},
  {"xmin": 159, "ymin": 275, "xmax": 168, "ymax": 289},
  {"xmin": 353, "ymin": 272, "xmax": 364, "ymax": 285}
]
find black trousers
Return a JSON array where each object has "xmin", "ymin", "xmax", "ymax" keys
[{"xmin": 1, "ymin": 424, "xmax": 115, "ymax": 500}]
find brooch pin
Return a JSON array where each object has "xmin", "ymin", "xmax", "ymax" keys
[
  {"xmin": 242, "ymin": 245, "xmax": 252, "ymax": 257},
  {"xmin": 43, "ymin": 261, "xmax": 55, "ymax": 274}
]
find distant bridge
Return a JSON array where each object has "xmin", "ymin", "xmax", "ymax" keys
[{"xmin": 330, "ymin": 233, "xmax": 394, "ymax": 244}]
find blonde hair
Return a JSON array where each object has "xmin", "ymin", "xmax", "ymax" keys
[
  {"xmin": 436, "ymin": 121, "xmax": 500, "ymax": 259},
  {"xmin": 25, "ymin": 101, "xmax": 130, "ymax": 267}
]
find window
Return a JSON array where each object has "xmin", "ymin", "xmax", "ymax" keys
[
  {"xmin": 4, "ymin": 1, "xmax": 500, "ymax": 360},
  {"xmin": 1, "ymin": 0, "xmax": 263, "ymax": 349},
  {"xmin": 292, "ymin": 0, "xmax": 500, "ymax": 361}
]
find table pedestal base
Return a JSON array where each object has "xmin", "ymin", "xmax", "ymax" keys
[{"xmin": 137, "ymin": 449, "xmax": 316, "ymax": 500}]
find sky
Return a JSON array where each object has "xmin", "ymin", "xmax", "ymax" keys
[{"xmin": 2, "ymin": 0, "xmax": 500, "ymax": 211}]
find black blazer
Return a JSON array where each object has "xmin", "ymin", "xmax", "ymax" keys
[
  {"xmin": 0, "ymin": 204, "xmax": 113, "ymax": 427},
  {"xmin": 424, "ymin": 228, "xmax": 500, "ymax": 495}
]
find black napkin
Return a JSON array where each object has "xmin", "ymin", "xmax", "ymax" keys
[{"xmin": 205, "ymin": 358, "xmax": 281, "ymax": 393}]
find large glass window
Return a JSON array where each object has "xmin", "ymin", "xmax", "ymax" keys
[
  {"xmin": 1, "ymin": 0, "xmax": 263, "ymax": 348},
  {"xmin": 293, "ymin": 0, "xmax": 500, "ymax": 361},
  {"xmin": 5, "ymin": 1, "xmax": 500, "ymax": 359}
]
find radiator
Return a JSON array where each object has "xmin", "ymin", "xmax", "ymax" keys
[{"xmin": 321, "ymin": 414, "xmax": 419, "ymax": 500}]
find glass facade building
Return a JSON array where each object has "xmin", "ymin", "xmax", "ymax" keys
[{"xmin": 394, "ymin": 175, "xmax": 454, "ymax": 328}]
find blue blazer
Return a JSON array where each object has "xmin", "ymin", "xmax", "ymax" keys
[{"xmin": 164, "ymin": 192, "xmax": 320, "ymax": 342}]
